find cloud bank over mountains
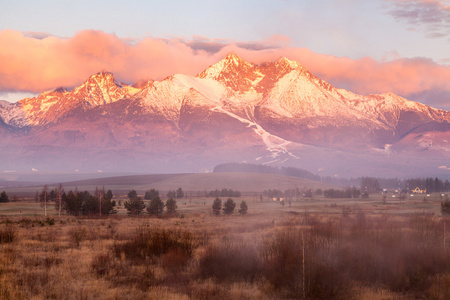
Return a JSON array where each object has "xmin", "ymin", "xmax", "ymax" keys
[{"xmin": 0, "ymin": 29, "xmax": 449, "ymax": 109}]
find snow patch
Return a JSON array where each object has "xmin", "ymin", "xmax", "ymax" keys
[{"xmin": 211, "ymin": 105, "xmax": 299, "ymax": 159}]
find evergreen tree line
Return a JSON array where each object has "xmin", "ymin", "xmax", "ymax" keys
[
  {"xmin": 213, "ymin": 163, "xmax": 450, "ymax": 192},
  {"xmin": 208, "ymin": 188, "xmax": 241, "ymax": 198},
  {"xmin": 263, "ymin": 187, "xmax": 361, "ymax": 199},
  {"xmin": 262, "ymin": 189, "xmax": 284, "ymax": 198},
  {"xmin": 323, "ymin": 187, "xmax": 361, "ymax": 199},
  {"xmin": 144, "ymin": 188, "xmax": 184, "ymax": 200},
  {"xmin": 125, "ymin": 189, "xmax": 178, "ymax": 216},
  {"xmin": 415, "ymin": 177, "xmax": 450, "ymax": 193},
  {"xmin": 211, "ymin": 197, "xmax": 247, "ymax": 216},
  {"xmin": 36, "ymin": 186, "xmax": 117, "ymax": 216},
  {"xmin": 358, "ymin": 177, "xmax": 450, "ymax": 193}
]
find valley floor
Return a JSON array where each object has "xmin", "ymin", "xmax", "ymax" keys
[{"xmin": 1, "ymin": 195, "xmax": 449, "ymax": 299}]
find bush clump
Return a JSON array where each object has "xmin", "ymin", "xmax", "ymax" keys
[
  {"xmin": 113, "ymin": 226, "xmax": 198, "ymax": 263},
  {"xmin": 198, "ymin": 237, "xmax": 261, "ymax": 282},
  {"xmin": 0, "ymin": 225, "xmax": 16, "ymax": 244}
]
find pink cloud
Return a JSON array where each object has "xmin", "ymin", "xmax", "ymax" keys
[{"xmin": 0, "ymin": 29, "xmax": 449, "ymax": 109}]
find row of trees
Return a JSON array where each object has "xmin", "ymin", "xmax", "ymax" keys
[
  {"xmin": 323, "ymin": 187, "xmax": 361, "ymax": 199},
  {"xmin": 56, "ymin": 188, "xmax": 116, "ymax": 216},
  {"xmin": 360, "ymin": 177, "xmax": 381, "ymax": 194},
  {"xmin": 144, "ymin": 188, "xmax": 185, "ymax": 200},
  {"xmin": 34, "ymin": 185, "xmax": 116, "ymax": 216},
  {"xmin": 145, "ymin": 187, "xmax": 243, "ymax": 199},
  {"xmin": 125, "ymin": 190, "xmax": 177, "ymax": 216},
  {"xmin": 211, "ymin": 197, "xmax": 247, "ymax": 216},
  {"xmin": 213, "ymin": 163, "xmax": 450, "ymax": 193},
  {"xmin": 208, "ymin": 189, "xmax": 241, "ymax": 198},
  {"xmin": 420, "ymin": 177, "xmax": 450, "ymax": 193},
  {"xmin": 263, "ymin": 186, "xmax": 362, "ymax": 199}
]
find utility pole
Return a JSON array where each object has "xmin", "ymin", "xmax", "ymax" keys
[
  {"xmin": 100, "ymin": 186, "xmax": 104, "ymax": 217},
  {"xmin": 58, "ymin": 184, "xmax": 62, "ymax": 219},
  {"xmin": 43, "ymin": 185, "xmax": 48, "ymax": 218},
  {"xmin": 302, "ymin": 229, "xmax": 306, "ymax": 300},
  {"xmin": 444, "ymin": 218, "xmax": 446, "ymax": 252}
]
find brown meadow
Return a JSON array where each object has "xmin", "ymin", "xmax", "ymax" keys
[{"xmin": 0, "ymin": 193, "xmax": 449, "ymax": 299}]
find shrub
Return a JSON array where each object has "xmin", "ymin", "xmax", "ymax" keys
[
  {"xmin": 261, "ymin": 228, "xmax": 350, "ymax": 299},
  {"xmin": 261, "ymin": 229, "xmax": 304, "ymax": 296},
  {"xmin": 441, "ymin": 200, "xmax": 450, "ymax": 215},
  {"xmin": 0, "ymin": 225, "xmax": 16, "ymax": 243},
  {"xmin": 68, "ymin": 226, "xmax": 87, "ymax": 247},
  {"xmin": 198, "ymin": 237, "xmax": 261, "ymax": 282},
  {"xmin": 91, "ymin": 254, "xmax": 155, "ymax": 290},
  {"xmin": 160, "ymin": 248, "xmax": 190, "ymax": 271},
  {"xmin": 113, "ymin": 226, "xmax": 198, "ymax": 262},
  {"xmin": 91, "ymin": 253, "xmax": 113, "ymax": 277}
]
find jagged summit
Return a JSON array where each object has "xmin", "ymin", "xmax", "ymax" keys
[
  {"xmin": 83, "ymin": 71, "xmax": 121, "ymax": 87},
  {"xmin": 198, "ymin": 52, "xmax": 256, "ymax": 80},
  {"xmin": 223, "ymin": 52, "xmax": 246, "ymax": 65},
  {"xmin": 53, "ymin": 87, "xmax": 68, "ymax": 93},
  {"xmin": 1, "ymin": 54, "xmax": 448, "ymax": 177},
  {"xmin": 274, "ymin": 57, "xmax": 301, "ymax": 69}
]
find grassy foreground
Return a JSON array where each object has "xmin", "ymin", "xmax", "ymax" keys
[{"xmin": 1, "ymin": 195, "xmax": 449, "ymax": 299}]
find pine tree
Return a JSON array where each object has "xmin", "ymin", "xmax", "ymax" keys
[
  {"xmin": 101, "ymin": 189, "xmax": 117, "ymax": 215},
  {"xmin": 165, "ymin": 198, "xmax": 177, "ymax": 215},
  {"xmin": 63, "ymin": 190, "xmax": 83, "ymax": 216},
  {"xmin": 146, "ymin": 196, "xmax": 164, "ymax": 215},
  {"xmin": 238, "ymin": 201, "xmax": 248, "ymax": 215},
  {"xmin": 167, "ymin": 190, "xmax": 176, "ymax": 198},
  {"xmin": 212, "ymin": 197, "xmax": 222, "ymax": 216},
  {"xmin": 127, "ymin": 190, "xmax": 138, "ymax": 200},
  {"xmin": 176, "ymin": 187, "xmax": 184, "ymax": 199},
  {"xmin": 222, "ymin": 198, "xmax": 236, "ymax": 215},
  {"xmin": 124, "ymin": 190, "xmax": 145, "ymax": 216},
  {"xmin": 0, "ymin": 191, "xmax": 9, "ymax": 203},
  {"xmin": 144, "ymin": 188, "xmax": 159, "ymax": 200}
]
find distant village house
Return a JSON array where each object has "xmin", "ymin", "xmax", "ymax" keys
[{"xmin": 411, "ymin": 187, "xmax": 427, "ymax": 194}]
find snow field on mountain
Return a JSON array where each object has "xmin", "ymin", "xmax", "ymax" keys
[{"xmin": 211, "ymin": 105, "xmax": 298, "ymax": 159}]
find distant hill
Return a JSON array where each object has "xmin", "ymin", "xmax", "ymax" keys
[
  {"xmin": 5, "ymin": 172, "xmax": 337, "ymax": 197},
  {"xmin": 213, "ymin": 163, "xmax": 321, "ymax": 181}
]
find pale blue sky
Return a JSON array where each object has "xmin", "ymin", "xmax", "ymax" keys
[{"xmin": 0, "ymin": 0, "xmax": 448, "ymax": 62}]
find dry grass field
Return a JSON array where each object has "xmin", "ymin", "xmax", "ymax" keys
[{"xmin": 1, "ymin": 180, "xmax": 450, "ymax": 299}]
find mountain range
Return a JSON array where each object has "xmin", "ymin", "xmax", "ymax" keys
[{"xmin": 1, "ymin": 53, "xmax": 449, "ymax": 178}]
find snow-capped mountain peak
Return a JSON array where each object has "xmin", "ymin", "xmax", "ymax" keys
[
  {"xmin": 198, "ymin": 53, "xmax": 255, "ymax": 79},
  {"xmin": 274, "ymin": 57, "xmax": 301, "ymax": 70},
  {"xmin": 198, "ymin": 53, "xmax": 264, "ymax": 95},
  {"xmin": 16, "ymin": 71, "xmax": 139, "ymax": 126},
  {"xmin": 1, "ymin": 54, "xmax": 449, "ymax": 178}
]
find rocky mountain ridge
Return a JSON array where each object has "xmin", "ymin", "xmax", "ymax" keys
[{"xmin": 0, "ymin": 53, "xmax": 449, "ymax": 177}]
